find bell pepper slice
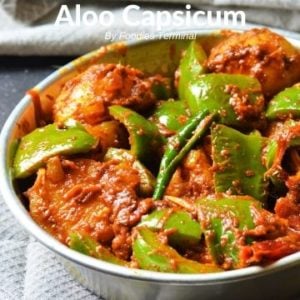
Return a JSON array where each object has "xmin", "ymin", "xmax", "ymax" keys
[
  {"xmin": 152, "ymin": 100, "xmax": 189, "ymax": 131},
  {"xmin": 104, "ymin": 147, "xmax": 156, "ymax": 196},
  {"xmin": 178, "ymin": 40, "xmax": 207, "ymax": 102},
  {"xmin": 133, "ymin": 227, "xmax": 222, "ymax": 273},
  {"xmin": 13, "ymin": 123, "xmax": 97, "ymax": 179},
  {"xmin": 153, "ymin": 111, "xmax": 216, "ymax": 200},
  {"xmin": 69, "ymin": 232, "xmax": 127, "ymax": 266},
  {"xmin": 196, "ymin": 196, "xmax": 262, "ymax": 268},
  {"xmin": 212, "ymin": 124, "xmax": 267, "ymax": 203},
  {"xmin": 185, "ymin": 73, "xmax": 264, "ymax": 127},
  {"xmin": 139, "ymin": 208, "xmax": 202, "ymax": 248},
  {"xmin": 108, "ymin": 105, "xmax": 164, "ymax": 166},
  {"xmin": 266, "ymin": 84, "xmax": 300, "ymax": 120},
  {"xmin": 151, "ymin": 78, "xmax": 173, "ymax": 100}
]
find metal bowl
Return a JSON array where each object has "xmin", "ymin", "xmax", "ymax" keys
[{"xmin": 1, "ymin": 29, "xmax": 300, "ymax": 300}]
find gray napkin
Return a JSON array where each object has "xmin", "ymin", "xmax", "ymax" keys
[
  {"xmin": 0, "ymin": 0, "xmax": 299, "ymax": 55},
  {"xmin": 0, "ymin": 197, "xmax": 100, "ymax": 299},
  {"xmin": 1, "ymin": 0, "xmax": 61, "ymax": 23}
]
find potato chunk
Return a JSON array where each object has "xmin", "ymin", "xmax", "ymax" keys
[
  {"xmin": 54, "ymin": 64, "xmax": 168, "ymax": 125},
  {"xmin": 207, "ymin": 28, "xmax": 300, "ymax": 97},
  {"xmin": 26, "ymin": 157, "xmax": 153, "ymax": 260}
]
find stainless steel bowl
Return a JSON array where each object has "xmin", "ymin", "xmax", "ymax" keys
[{"xmin": 1, "ymin": 29, "xmax": 300, "ymax": 300}]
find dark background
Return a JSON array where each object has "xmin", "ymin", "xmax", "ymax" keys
[{"xmin": 0, "ymin": 56, "xmax": 74, "ymax": 127}]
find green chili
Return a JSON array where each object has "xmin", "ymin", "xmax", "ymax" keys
[
  {"xmin": 153, "ymin": 111, "xmax": 216, "ymax": 200},
  {"xmin": 157, "ymin": 110, "xmax": 209, "ymax": 174}
]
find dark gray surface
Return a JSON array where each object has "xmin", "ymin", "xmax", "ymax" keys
[{"xmin": 0, "ymin": 57, "xmax": 74, "ymax": 128}]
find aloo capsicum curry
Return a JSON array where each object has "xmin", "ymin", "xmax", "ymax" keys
[{"xmin": 13, "ymin": 28, "xmax": 300, "ymax": 273}]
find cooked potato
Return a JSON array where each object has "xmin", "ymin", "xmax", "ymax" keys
[
  {"xmin": 27, "ymin": 157, "xmax": 153, "ymax": 259},
  {"xmin": 207, "ymin": 28, "xmax": 300, "ymax": 97},
  {"xmin": 54, "ymin": 64, "xmax": 168, "ymax": 125}
]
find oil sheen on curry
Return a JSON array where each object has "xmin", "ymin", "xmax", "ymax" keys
[{"xmin": 13, "ymin": 28, "xmax": 300, "ymax": 273}]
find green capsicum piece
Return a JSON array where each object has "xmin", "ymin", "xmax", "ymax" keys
[
  {"xmin": 212, "ymin": 124, "xmax": 267, "ymax": 203},
  {"xmin": 151, "ymin": 78, "xmax": 173, "ymax": 100},
  {"xmin": 69, "ymin": 232, "xmax": 127, "ymax": 266},
  {"xmin": 152, "ymin": 100, "xmax": 189, "ymax": 132},
  {"xmin": 13, "ymin": 123, "xmax": 97, "ymax": 179},
  {"xmin": 153, "ymin": 111, "xmax": 216, "ymax": 200},
  {"xmin": 104, "ymin": 147, "xmax": 156, "ymax": 196},
  {"xmin": 185, "ymin": 73, "xmax": 264, "ymax": 127},
  {"xmin": 178, "ymin": 40, "xmax": 207, "ymax": 102},
  {"xmin": 266, "ymin": 84, "xmax": 300, "ymax": 120},
  {"xmin": 108, "ymin": 105, "xmax": 164, "ymax": 166},
  {"xmin": 196, "ymin": 196, "xmax": 262, "ymax": 268},
  {"xmin": 133, "ymin": 227, "xmax": 221, "ymax": 273},
  {"xmin": 139, "ymin": 208, "xmax": 202, "ymax": 248}
]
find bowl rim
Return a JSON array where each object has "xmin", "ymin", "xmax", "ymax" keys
[{"xmin": 1, "ymin": 27, "xmax": 300, "ymax": 284}]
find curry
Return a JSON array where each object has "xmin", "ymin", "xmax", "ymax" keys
[{"xmin": 13, "ymin": 28, "xmax": 300, "ymax": 273}]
